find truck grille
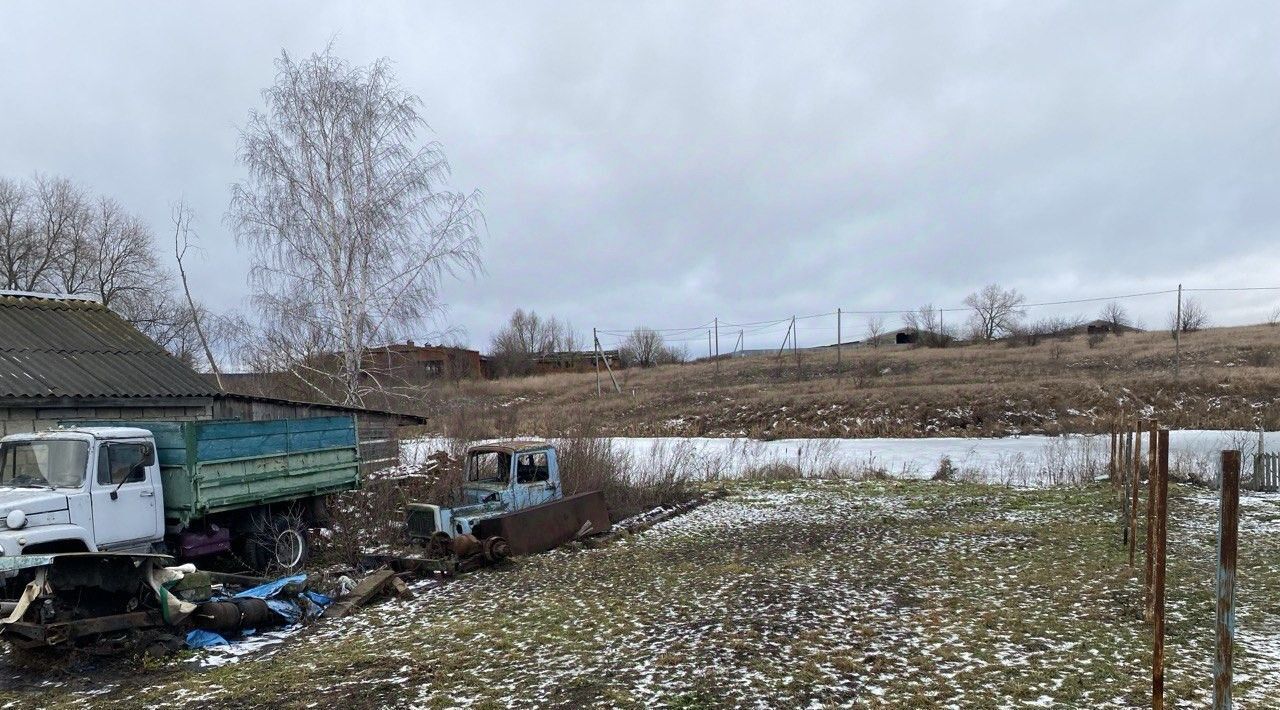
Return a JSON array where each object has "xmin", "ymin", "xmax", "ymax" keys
[{"xmin": 406, "ymin": 507, "xmax": 437, "ymax": 540}]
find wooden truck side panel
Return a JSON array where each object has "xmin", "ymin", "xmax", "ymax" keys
[{"xmin": 69, "ymin": 417, "xmax": 360, "ymax": 528}]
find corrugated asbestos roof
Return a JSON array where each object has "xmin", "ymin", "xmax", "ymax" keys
[{"xmin": 0, "ymin": 294, "xmax": 221, "ymax": 399}]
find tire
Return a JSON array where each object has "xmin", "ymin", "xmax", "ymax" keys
[{"xmin": 244, "ymin": 513, "xmax": 311, "ymax": 573}]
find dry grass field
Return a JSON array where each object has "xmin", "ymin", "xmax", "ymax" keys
[{"xmin": 425, "ymin": 324, "xmax": 1280, "ymax": 439}]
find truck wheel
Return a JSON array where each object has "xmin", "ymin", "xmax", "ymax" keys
[{"xmin": 246, "ymin": 515, "xmax": 310, "ymax": 572}]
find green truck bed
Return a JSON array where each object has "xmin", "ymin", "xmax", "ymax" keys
[{"xmin": 71, "ymin": 417, "xmax": 361, "ymax": 527}]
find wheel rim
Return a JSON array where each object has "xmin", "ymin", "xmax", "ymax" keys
[{"xmin": 274, "ymin": 528, "xmax": 304, "ymax": 569}]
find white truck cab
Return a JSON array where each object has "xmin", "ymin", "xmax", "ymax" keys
[{"xmin": 0, "ymin": 427, "xmax": 163, "ymax": 556}]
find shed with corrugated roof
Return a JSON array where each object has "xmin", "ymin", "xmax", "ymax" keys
[{"xmin": 0, "ymin": 292, "xmax": 221, "ymax": 434}]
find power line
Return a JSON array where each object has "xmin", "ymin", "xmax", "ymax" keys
[
  {"xmin": 842, "ymin": 288, "xmax": 1180, "ymax": 315},
  {"xmin": 1184, "ymin": 286, "xmax": 1280, "ymax": 293},
  {"xmin": 596, "ymin": 285, "xmax": 1280, "ymax": 347}
]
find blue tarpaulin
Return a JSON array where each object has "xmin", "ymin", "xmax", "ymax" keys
[
  {"xmin": 185, "ymin": 629, "xmax": 229, "ymax": 648},
  {"xmin": 184, "ymin": 573, "xmax": 332, "ymax": 649},
  {"xmin": 232, "ymin": 574, "xmax": 308, "ymax": 600}
]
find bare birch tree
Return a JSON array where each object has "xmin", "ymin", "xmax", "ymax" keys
[{"xmin": 229, "ymin": 47, "xmax": 483, "ymax": 405}]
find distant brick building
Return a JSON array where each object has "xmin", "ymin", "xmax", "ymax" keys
[{"xmin": 362, "ymin": 341, "xmax": 484, "ymax": 382}]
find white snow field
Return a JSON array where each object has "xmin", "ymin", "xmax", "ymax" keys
[{"xmin": 404, "ymin": 430, "xmax": 1277, "ymax": 486}]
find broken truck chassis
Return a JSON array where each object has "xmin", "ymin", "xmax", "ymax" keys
[{"xmin": 0, "ymin": 491, "xmax": 722, "ymax": 651}]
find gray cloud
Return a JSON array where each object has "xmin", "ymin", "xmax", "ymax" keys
[{"xmin": 2, "ymin": 1, "xmax": 1278, "ymax": 352}]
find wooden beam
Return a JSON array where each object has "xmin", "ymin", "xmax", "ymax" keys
[{"xmin": 321, "ymin": 569, "xmax": 398, "ymax": 619}]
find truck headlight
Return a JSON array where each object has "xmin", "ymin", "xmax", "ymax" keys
[{"xmin": 6, "ymin": 509, "xmax": 26, "ymax": 530}]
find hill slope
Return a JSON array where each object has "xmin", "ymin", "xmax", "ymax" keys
[{"xmin": 428, "ymin": 324, "xmax": 1280, "ymax": 439}]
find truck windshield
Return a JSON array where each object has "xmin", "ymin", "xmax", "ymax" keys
[
  {"xmin": 0, "ymin": 440, "xmax": 89, "ymax": 488},
  {"xmin": 468, "ymin": 452, "xmax": 510, "ymax": 484}
]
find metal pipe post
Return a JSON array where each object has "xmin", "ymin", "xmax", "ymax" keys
[
  {"xmin": 1145, "ymin": 418, "xmax": 1158, "ymax": 622},
  {"xmin": 1214, "ymin": 450, "xmax": 1240, "ymax": 710},
  {"xmin": 1153, "ymin": 429, "xmax": 1169, "ymax": 710},
  {"xmin": 1129, "ymin": 421, "xmax": 1143, "ymax": 568}
]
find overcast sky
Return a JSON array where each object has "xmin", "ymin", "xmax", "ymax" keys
[{"xmin": 2, "ymin": 1, "xmax": 1279, "ymax": 352}]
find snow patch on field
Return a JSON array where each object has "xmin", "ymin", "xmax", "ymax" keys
[{"xmin": 403, "ymin": 430, "xmax": 1277, "ymax": 487}]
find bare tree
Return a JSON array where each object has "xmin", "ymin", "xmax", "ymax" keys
[
  {"xmin": 60, "ymin": 196, "xmax": 162, "ymax": 307},
  {"xmin": 489, "ymin": 309, "xmax": 582, "ymax": 375},
  {"xmin": 964, "ymin": 283, "xmax": 1026, "ymax": 341},
  {"xmin": 865, "ymin": 315, "xmax": 885, "ymax": 348},
  {"xmin": 118, "ymin": 292, "xmax": 198, "ymax": 362},
  {"xmin": 169, "ymin": 201, "xmax": 222, "ymax": 388},
  {"xmin": 0, "ymin": 173, "xmax": 206, "ymax": 364},
  {"xmin": 539, "ymin": 315, "xmax": 584, "ymax": 355},
  {"xmin": 1169, "ymin": 296, "xmax": 1209, "ymax": 333},
  {"xmin": 229, "ymin": 46, "xmax": 483, "ymax": 405},
  {"xmin": 0, "ymin": 175, "xmax": 166, "ymax": 305},
  {"xmin": 621, "ymin": 327, "xmax": 667, "ymax": 367},
  {"xmin": 901, "ymin": 304, "xmax": 951, "ymax": 347},
  {"xmin": 0, "ymin": 177, "xmax": 35, "ymax": 290},
  {"xmin": 28, "ymin": 175, "xmax": 90, "ymax": 293},
  {"xmin": 1269, "ymin": 306, "xmax": 1280, "ymax": 328},
  {"xmin": 1099, "ymin": 301, "xmax": 1132, "ymax": 334}
]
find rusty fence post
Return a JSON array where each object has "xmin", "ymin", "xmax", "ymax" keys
[
  {"xmin": 1145, "ymin": 419, "xmax": 1158, "ymax": 622},
  {"xmin": 1153, "ymin": 428, "xmax": 1169, "ymax": 710},
  {"xmin": 1214, "ymin": 450, "xmax": 1240, "ymax": 710}
]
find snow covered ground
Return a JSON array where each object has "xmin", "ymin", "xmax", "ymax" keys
[
  {"xmin": 403, "ymin": 430, "xmax": 1277, "ymax": 486},
  {"xmin": 17, "ymin": 479, "xmax": 1277, "ymax": 708}
]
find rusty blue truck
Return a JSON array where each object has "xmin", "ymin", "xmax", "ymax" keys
[{"xmin": 405, "ymin": 439, "xmax": 610, "ymax": 562}]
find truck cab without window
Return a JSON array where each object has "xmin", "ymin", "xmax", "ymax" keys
[{"xmin": 406, "ymin": 440, "xmax": 609, "ymax": 560}]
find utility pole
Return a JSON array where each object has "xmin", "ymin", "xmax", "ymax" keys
[
  {"xmin": 793, "ymin": 315, "xmax": 799, "ymax": 368},
  {"xmin": 776, "ymin": 318, "xmax": 793, "ymax": 359},
  {"xmin": 594, "ymin": 332, "xmax": 621, "ymax": 394},
  {"xmin": 836, "ymin": 308, "xmax": 842, "ymax": 368},
  {"xmin": 714, "ymin": 317, "xmax": 720, "ymax": 376},
  {"xmin": 593, "ymin": 327, "xmax": 601, "ymax": 397},
  {"xmin": 939, "ymin": 307, "xmax": 945, "ymax": 348},
  {"xmin": 1174, "ymin": 284, "xmax": 1182, "ymax": 380}
]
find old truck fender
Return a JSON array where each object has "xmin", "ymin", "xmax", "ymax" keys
[{"xmin": 0, "ymin": 525, "xmax": 96, "ymax": 556}]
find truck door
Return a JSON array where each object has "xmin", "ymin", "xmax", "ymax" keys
[
  {"xmin": 513, "ymin": 450, "xmax": 558, "ymax": 509},
  {"xmin": 90, "ymin": 441, "xmax": 162, "ymax": 549}
]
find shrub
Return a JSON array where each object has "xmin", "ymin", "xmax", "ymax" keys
[
  {"xmin": 932, "ymin": 456, "xmax": 957, "ymax": 481},
  {"xmin": 557, "ymin": 432, "xmax": 698, "ymax": 522}
]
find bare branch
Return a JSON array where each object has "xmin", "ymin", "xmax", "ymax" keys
[{"xmin": 171, "ymin": 200, "xmax": 223, "ymax": 388}]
